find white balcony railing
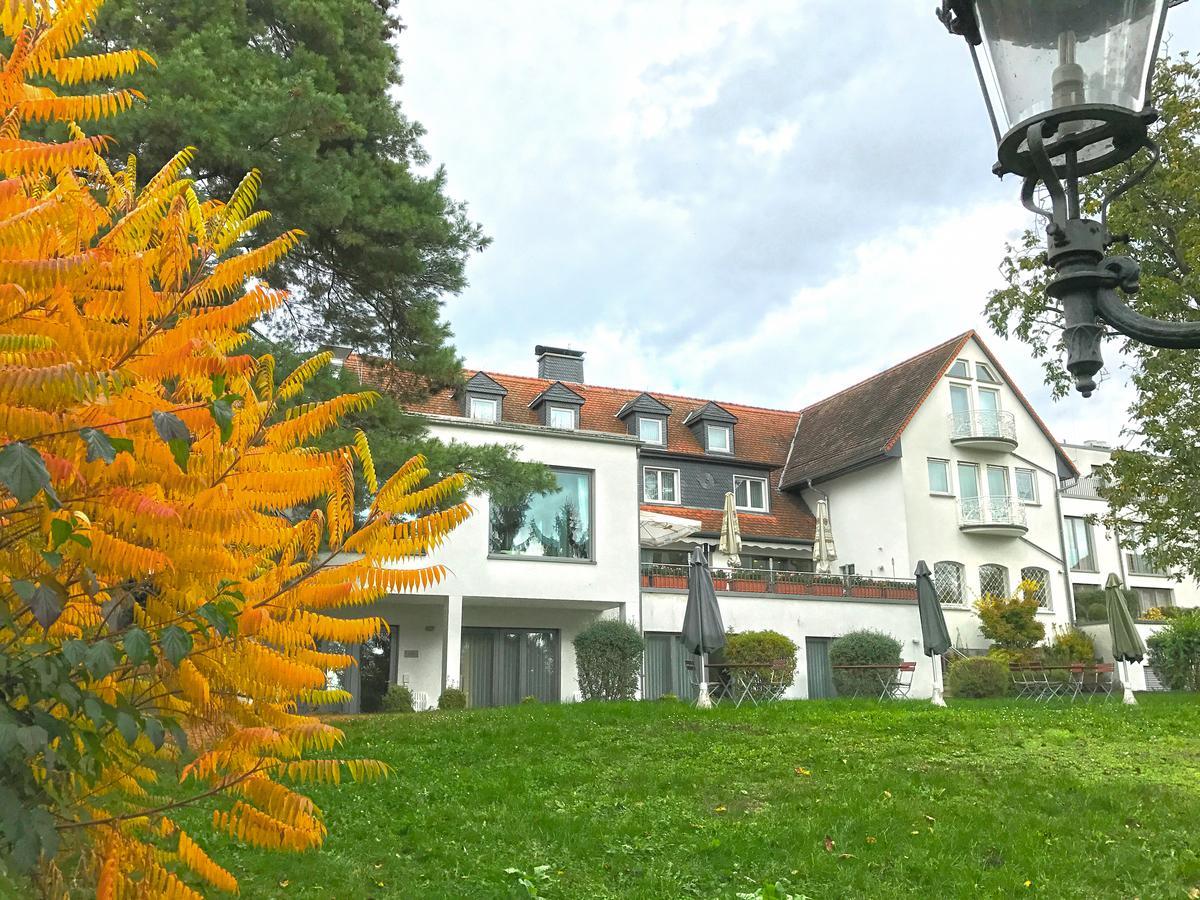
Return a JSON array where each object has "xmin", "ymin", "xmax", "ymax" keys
[
  {"xmin": 958, "ymin": 496, "xmax": 1028, "ymax": 531},
  {"xmin": 948, "ymin": 409, "xmax": 1017, "ymax": 445}
]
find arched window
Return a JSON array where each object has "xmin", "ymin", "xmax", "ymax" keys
[
  {"xmin": 979, "ymin": 564, "xmax": 1009, "ymax": 598},
  {"xmin": 933, "ymin": 561, "xmax": 965, "ymax": 605},
  {"xmin": 1020, "ymin": 567, "xmax": 1051, "ymax": 609}
]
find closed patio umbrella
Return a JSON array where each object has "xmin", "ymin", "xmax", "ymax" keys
[
  {"xmin": 915, "ymin": 560, "xmax": 951, "ymax": 707},
  {"xmin": 719, "ymin": 491, "xmax": 742, "ymax": 568},
  {"xmin": 683, "ymin": 545, "xmax": 726, "ymax": 709},
  {"xmin": 1106, "ymin": 573, "xmax": 1147, "ymax": 706},
  {"xmin": 814, "ymin": 499, "xmax": 837, "ymax": 575}
]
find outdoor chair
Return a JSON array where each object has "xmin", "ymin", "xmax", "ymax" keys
[
  {"xmin": 1082, "ymin": 663, "xmax": 1117, "ymax": 701},
  {"xmin": 879, "ymin": 661, "xmax": 915, "ymax": 701}
]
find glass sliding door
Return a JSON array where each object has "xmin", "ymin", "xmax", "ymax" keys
[
  {"xmin": 957, "ymin": 462, "xmax": 982, "ymax": 525},
  {"xmin": 977, "ymin": 388, "xmax": 1001, "ymax": 437},
  {"xmin": 644, "ymin": 632, "xmax": 698, "ymax": 701},
  {"xmin": 949, "ymin": 384, "xmax": 972, "ymax": 439},
  {"xmin": 986, "ymin": 465, "xmax": 1010, "ymax": 522},
  {"xmin": 460, "ymin": 627, "xmax": 560, "ymax": 707}
]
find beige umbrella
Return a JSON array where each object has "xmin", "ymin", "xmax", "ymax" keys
[
  {"xmin": 814, "ymin": 499, "xmax": 837, "ymax": 575},
  {"xmin": 719, "ymin": 491, "xmax": 742, "ymax": 568}
]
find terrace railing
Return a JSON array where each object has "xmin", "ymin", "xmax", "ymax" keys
[
  {"xmin": 640, "ymin": 564, "xmax": 918, "ymax": 600},
  {"xmin": 948, "ymin": 409, "xmax": 1017, "ymax": 444}
]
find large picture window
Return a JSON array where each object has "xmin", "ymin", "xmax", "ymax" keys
[
  {"xmin": 1064, "ymin": 516, "xmax": 1097, "ymax": 572},
  {"xmin": 489, "ymin": 468, "xmax": 592, "ymax": 560}
]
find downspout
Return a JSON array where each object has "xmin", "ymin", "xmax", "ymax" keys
[{"xmin": 1053, "ymin": 482, "xmax": 1076, "ymax": 627}]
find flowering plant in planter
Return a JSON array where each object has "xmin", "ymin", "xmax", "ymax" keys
[{"xmin": 730, "ymin": 568, "xmax": 769, "ymax": 593}]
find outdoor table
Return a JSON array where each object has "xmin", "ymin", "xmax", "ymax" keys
[
  {"xmin": 1009, "ymin": 664, "xmax": 1115, "ymax": 702},
  {"xmin": 830, "ymin": 663, "xmax": 915, "ymax": 701},
  {"xmin": 688, "ymin": 662, "xmax": 790, "ymax": 707}
]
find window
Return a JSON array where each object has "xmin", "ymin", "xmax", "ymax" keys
[
  {"xmin": 641, "ymin": 548, "xmax": 689, "ymax": 567},
  {"xmin": 1020, "ymin": 567, "xmax": 1051, "ymax": 609},
  {"xmin": 934, "ymin": 561, "xmax": 965, "ymax": 605},
  {"xmin": 489, "ymin": 468, "xmax": 592, "ymax": 560},
  {"xmin": 839, "ymin": 564, "xmax": 856, "ymax": 576},
  {"xmin": 706, "ymin": 424, "xmax": 731, "ymax": 453},
  {"xmin": 979, "ymin": 564, "xmax": 1009, "ymax": 598},
  {"xmin": 742, "ymin": 554, "xmax": 814, "ymax": 574},
  {"xmin": 1015, "ymin": 468, "xmax": 1038, "ymax": 504},
  {"xmin": 976, "ymin": 362, "xmax": 1001, "ymax": 384},
  {"xmin": 927, "ymin": 458, "xmax": 951, "ymax": 495},
  {"xmin": 1064, "ymin": 517, "xmax": 1097, "ymax": 572},
  {"xmin": 468, "ymin": 396, "xmax": 498, "ymax": 422},
  {"xmin": 643, "ymin": 467, "xmax": 678, "ymax": 504},
  {"xmin": 1130, "ymin": 586, "xmax": 1175, "ymax": 617},
  {"xmin": 637, "ymin": 416, "xmax": 664, "ymax": 445},
  {"xmin": 1126, "ymin": 551, "xmax": 1168, "ymax": 576},
  {"xmin": 947, "ymin": 358, "xmax": 970, "ymax": 379},
  {"xmin": 734, "ymin": 476, "xmax": 768, "ymax": 511},
  {"xmin": 548, "ymin": 406, "xmax": 576, "ymax": 430}
]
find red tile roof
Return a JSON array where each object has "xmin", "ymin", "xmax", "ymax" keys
[{"xmin": 641, "ymin": 504, "xmax": 815, "ymax": 544}]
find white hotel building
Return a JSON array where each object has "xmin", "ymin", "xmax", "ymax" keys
[{"xmin": 329, "ymin": 333, "xmax": 1197, "ymax": 709}]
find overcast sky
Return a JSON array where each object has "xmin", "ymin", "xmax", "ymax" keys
[{"xmin": 394, "ymin": 1, "xmax": 1200, "ymax": 447}]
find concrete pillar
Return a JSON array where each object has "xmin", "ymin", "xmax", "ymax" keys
[{"xmin": 443, "ymin": 595, "xmax": 463, "ymax": 689}]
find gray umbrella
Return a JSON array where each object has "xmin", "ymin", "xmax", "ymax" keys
[
  {"xmin": 915, "ymin": 560, "xmax": 951, "ymax": 706},
  {"xmin": 1106, "ymin": 573, "xmax": 1147, "ymax": 705},
  {"xmin": 682, "ymin": 545, "xmax": 725, "ymax": 707}
]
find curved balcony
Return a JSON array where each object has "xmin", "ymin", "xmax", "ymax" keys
[
  {"xmin": 958, "ymin": 496, "xmax": 1028, "ymax": 537},
  {"xmin": 948, "ymin": 409, "xmax": 1017, "ymax": 452}
]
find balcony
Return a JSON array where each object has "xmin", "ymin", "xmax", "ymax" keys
[
  {"xmin": 639, "ymin": 565, "xmax": 917, "ymax": 601},
  {"xmin": 958, "ymin": 496, "xmax": 1028, "ymax": 537},
  {"xmin": 948, "ymin": 409, "xmax": 1017, "ymax": 452}
]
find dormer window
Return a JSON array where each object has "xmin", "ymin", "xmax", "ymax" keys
[
  {"xmin": 548, "ymin": 406, "xmax": 576, "ymax": 430},
  {"xmin": 469, "ymin": 397, "xmax": 498, "ymax": 422},
  {"xmin": 706, "ymin": 424, "xmax": 731, "ymax": 453},
  {"xmin": 947, "ymin": 358, "xmax": 970, "ymax": 379},
  {"xmin": 637, "ymin": 416, "xmax": 664, "ymax": 445}
]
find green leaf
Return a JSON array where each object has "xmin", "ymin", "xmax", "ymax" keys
[
  {"xmin": 211, "ymin": 373, "xmax": 226, "ymax": 398},
  {"xmin": 49, "ymin": 518, "xmax": 72, "ymax": 550},
  {"xmin": 0, "ymin": 441, "xmax": 59, "ymax": 506},
  {"xmin": 123, "ymin": 627, "xmax": 152, "ymax": 666},
  {"xmin": 163, "ymin": 717, "xmax": 189, "ymax": 757},
  {"xmin": 161, "ymin": 625, "xmax": 193, "ymax": 666},
  {"xmin": 115, "ymin": 711, "xmax": 138, "ymax": 746},
  {"xmin": 78, "ymin": 427, "xmax": 132, "ymax": 464},
  {"xmin": 16, "ymin": 725, "xmax": 47, "ymax": 755},
  {"xmin": 83, "ymin": 697, "xmax": 106, "ymax": 728},
  {"xmin": 27, "ymin": 579, "xmax": 67, "ymax": 629},
  {"xmin": 152, "ymin": 411, "xmax": 193, "ymax": 470},
  {"xmin": 11, "ymin": 580, "xmax": 34, "ymax": 601},
  {"xmin": 84, "ymin": 641, "xmax": 117, "ymax": 680},
  {"xmin": 39, "ymin": 550, "xmax": 62, "ymax": 569},
  {"xmin": 210, "ymin": 397, "xmax": 234, "ymax": 443},
  {"xmin": 143, "ymin": 717, "xmax": 164, "ymax": 751},
  {"xmin": 198, "ymin": 600, "xmax": 238, "ymax": 637},
  {"xmin": 61, "ymin": 639, "xmax": 88, "ymax": 667}
]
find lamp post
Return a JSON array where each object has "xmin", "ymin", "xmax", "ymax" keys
[{"xmin": 939, "ymin": 0, "xmax": 1200, "ymax": 397}]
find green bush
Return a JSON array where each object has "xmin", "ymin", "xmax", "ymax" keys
[
  {"xmin": 947, "ymin": 657, "xmax": 1009, "ymax": 698},
  {"xmin": 574, "ymin": 619, "xmax": 645, "ymax": 701},
  {"xmin": 1072, "ymin": 587, "xmax": 1108, "ymax": 623},
  {"xmin": 380, "ymin": 683, "xmax": 414, "ymax": 713},
  {"xmin": 1147, "ymin": 612, "xmax": 1200, "ymax": 690},
  {"xmin": 975, "ymin": 587, "xmax": 1044, "ymax": 650},
  {"xmin": 720, "ymin": 630, "xmax": 798, "ymax": 688},
  {"xmin": 438, "ymin": 687, "xmax": 467, "ymax": 710},
  {"xmin": 1050, "ymin": 625, "xmax": 1096, "ymax": 663},
  {"xmin": 829, "ymin": 630, "xmax": 900, "ymax": 697}
]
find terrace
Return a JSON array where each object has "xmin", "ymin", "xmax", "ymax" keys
[{"xmin": 639, "ymin": 564, "xmax": 918, "ymax": 600}]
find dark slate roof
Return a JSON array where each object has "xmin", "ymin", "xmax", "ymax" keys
[
  {"xmin": 463, "ymin": 371, "xmax": 508, "ymax": 396},
  {"xmin": 682, "ymin": 400, "xmax": 737, "ymax": 426},
  {"xmin": 528, "ymin": 381, "xmax": 585, "ymax": 408},
  {"xmin": 615, "ymin": 392, "xmax": 673, "ymax": 419},
  {"xmin": 779, "ymin": 333, "xmax": 972, "ymax": 488}
]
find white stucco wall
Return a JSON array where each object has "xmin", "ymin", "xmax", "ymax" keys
[{"xmin": 814, "ymin": 458, "xmax": 910, "ymax": 579}]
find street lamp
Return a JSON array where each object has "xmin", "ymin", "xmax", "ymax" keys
[{"xmin": 938, "ymin": 0, "xmax": 1200, "ymax": 396}]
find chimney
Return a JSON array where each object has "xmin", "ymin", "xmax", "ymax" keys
[{"xmin": 535, "ymin": 345, "xmax": 585, "ymax": 383}]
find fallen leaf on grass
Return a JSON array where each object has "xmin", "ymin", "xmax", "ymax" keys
[
  {"xmin": 794, "ymin": 767, "xmax": 811, "ymax": 776},
  {"xmin": 715, "ymin": 805, "xmax": 727, "ymax": 813},
  {"xmin": 924, "ymin": 815, "xmax": 935, "ymax": 823},
  {"xmin": 824, "ymin": 835, "xmax": 835, "ymax": 852},
  {"xmin": 866, "ymin": 837, "xmax": 877, "ymax": 845},
  {"xmin": 882, "ymin": 790, "xmax": 892, "ymax": 800},
  {"xmin": 278, "ymin": 881, "xmax": 289, "ymax": 888},
  {"xmin": 839, "ymin": 853, "xmax": 857, "ymax": 860}
]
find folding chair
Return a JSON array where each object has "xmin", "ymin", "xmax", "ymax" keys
[
  {"xmin": 1091, "ymin": 663, "xmax": 1116, "ymax": 701},
  {"xmin": 1010, "ymin": 665, "xmax": 1034, "ymax": 700},
  {"xmin": 879, "ymin": 661, "xmax": 915, "ymax": 700}
]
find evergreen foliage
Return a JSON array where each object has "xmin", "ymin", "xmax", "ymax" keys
[
  {"xmin": 946, "ymin": 657, "xmax": 1009, "ymax": 699},
  {"xmin": 720, "ymin": 630, "xmax": 799, "ymax": 688},
  {"xmin": 574, "ymin": 620, "xmax": 645, "ymax": 701},
  {"xmin": 1147, "ymin": 611, "xmax": 1200, "ymax": 690}
]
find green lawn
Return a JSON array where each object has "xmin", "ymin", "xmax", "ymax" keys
[{"xmin": 190, "ymin": 695, "xmax": 1200, "ymax": 899}]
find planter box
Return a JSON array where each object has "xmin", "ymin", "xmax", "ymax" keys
[
  {"xmin": 640, "ymin": 574, "xmax": 651, "ymax": 587},
  {"xmin": 886, "ymin": 588, "xmax": 918, "ymax": 600},
  {"xmin": 811, "ymin": 584, "xmax": 844, "ymax": 597},
  {"xmin": 849, "ymin": 586, "xmax": 882, "ymax": 598},
  {"xmin": 776, "ymin": 581, "xmax": 809, "ymax": 595},
  {"xmin": 731, "ymin": 579, "xmax": 767, "ymax": 593},
  {"xmin": 652, "ymin": 575, "xmax": 688, "ymax": 590}
]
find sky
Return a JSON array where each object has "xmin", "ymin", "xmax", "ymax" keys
[{"xmin": 393, "ymin": 1, "xmax": 1200, "ymax": 448}]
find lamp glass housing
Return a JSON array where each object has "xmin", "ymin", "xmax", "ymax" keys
[{"xmin": 973, "ymin": 0, "xmax": 1167, "ymax": 137}]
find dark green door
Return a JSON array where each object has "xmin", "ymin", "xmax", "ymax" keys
[
  {"xmin": 644, "ymin": 632, "xmax": 698, "ymax": 701},
  {"xmin": 461, "ymin": 627, "xmax": 559, "ymax": 707},
  {"xmin": 806, "ymin": 637, "xmax": 834, "ymax": 699}
]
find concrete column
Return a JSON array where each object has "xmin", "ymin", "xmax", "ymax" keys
[{"xmin": 443, "ymin": 595, "xmax": 463, "ymax": 689}]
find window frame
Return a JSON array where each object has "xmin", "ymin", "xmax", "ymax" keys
[
  {"xmin": 1126, "ymin": 551, "xmax": 1168, "ymax": 577},
  {"xmin": 946, "ymin": 358, "xmax": 971, "ymax": 379},
  {"xmin": 468, "ymin": 396, "xmax": 499, "ymax": 422},
  {"xmin": 733, "ymin": 475, "xmax": 769, "ymax": 512},
  {"xmin": 1020, "ymin": 566, "xmax": 1051, "ymax": 609},
  {"xmin": 547, "ymin": 405, "xmax": 577, "ymax": 430},
  {"xmin": 1064, "ymin": 516, "xmax": 1098, "ymax": 573},
  {"xmin": 488, "ymin": 465, "xmax": 595, "ymax": 563},
  {"xmin": 1130, "ymin": 585, "xmax": 1175, "ymax": 617},
  {"xmin": 706, "ymin": 424, "xmax": 732, "ymax": 454},
  {"xmin": 927, "ymin": 458, "xmax": 952, "ymax": 496},
  {"xmin": 642, "ymin": 466, "xmax": 680, "ymax": 505},
  {"xmin": 637, "ymin": 416, "xmax": 665, "ymax": 445},
  {"xmin": 979, "ymin": 563, "xmax": 1010, "ymax": 599},
  {"xmin": 933, "ymin": 561, "xmax": 966, "ymax": 605},
  {"xmin": 976, "ymin": 362, "xmax": 1002, "ymax": 384},
  {"xmin": 1014, "ymin": 467, "xmax": 1039, "ymax": 505}
]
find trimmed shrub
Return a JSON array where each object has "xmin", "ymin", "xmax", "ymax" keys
[
  {"xmin": 574, "ymin": 619, "xmax": 645, "ymax": 701},
  {"xmin": 1072, "ymin": 587, "xmax": 1108, "ymax": 623},
  {"xmin": 975, "ymin": 585, "xmax": 1045, "ymax": 650},
  {"xmin": 438, "ymin": 688, "xmax": 467, "ymax": 710},
  {"xmin": 829, "ymin": 630, "xmax": 901, "ymax": 697},
  {"xmin": 380, "ymin": 684, "xmax": 414, "ymax": 713},
  {"xmin": 1050, "ymin": 625, "xmax": 1096, "ymax": 663},
  {"xmin": 947, "ymin": 657, "xmax": 1009, "ymax": 698},
  {"xmin": 1147, "ymin": 612, "xmax": 1200, "ymax": 691},
  {"xmin": 720, "ymin": 630, "xmax": 799, "ymax": 688}
]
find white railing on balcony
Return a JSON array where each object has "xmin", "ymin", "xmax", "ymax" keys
[
  {"xmin": 948, "ymin": 409, "xmax": 1017, "ymax": 444},
  {"xmin": 1060, "ymin": 474, "xmax": 1105, "ymax": 500},
  {"xmin": 958, "ymin": 496, "xmax": 1028, "ymax": 530}
]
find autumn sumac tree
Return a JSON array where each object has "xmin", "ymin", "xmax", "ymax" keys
[{"xmin": 0, "ymin": 1, "xmax": 468, "ymax": 895}]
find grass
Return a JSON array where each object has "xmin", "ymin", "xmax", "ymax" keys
[{"xmin": 184, "ymin": 694, "xmax": 1200, "ymax": 899}]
